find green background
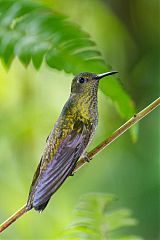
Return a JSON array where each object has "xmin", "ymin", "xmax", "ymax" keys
[{"xmin": 0, "ymin": 0, "xmax": 159, "ymax": 239}]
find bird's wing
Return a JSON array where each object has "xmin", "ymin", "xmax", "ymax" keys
[{"xmin": 27, "ymin": 120, "xmax": 90, "ymax": 211}]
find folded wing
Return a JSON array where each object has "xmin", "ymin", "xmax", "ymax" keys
[{"xmin": 27, "ymin": 121, "xmax": 89, "ymax": 211}]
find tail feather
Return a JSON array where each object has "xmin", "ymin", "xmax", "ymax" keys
[{"xmin": 34, "ymin": 199, "xmax": 50, "ymax": 212}]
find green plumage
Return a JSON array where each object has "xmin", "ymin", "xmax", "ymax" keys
[{"xmin": 26, "ymin": 71, "xmax": 117, "ymax": 212}]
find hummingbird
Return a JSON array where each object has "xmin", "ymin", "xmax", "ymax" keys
[{"xmin": 26, "ymin": 71, "xmax": 117, "ymax": 212}]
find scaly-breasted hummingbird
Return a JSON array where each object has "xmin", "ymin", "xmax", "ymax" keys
[{"xmin": 27, "ymin": 71, "xmax": 117, "ymax": 212}]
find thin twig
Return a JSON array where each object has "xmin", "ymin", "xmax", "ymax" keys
[
  {"xmin": 73, "ymin": 97, "xmax": 160, "ymax": 173},
  {"xmin": 0, "ymin": 205, "xmax": 28, "ymax": 233},
  {"xmin": 0, "ymin": 97, "xmax": 159, "ymax": 234}
]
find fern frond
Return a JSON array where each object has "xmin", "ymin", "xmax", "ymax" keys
[{"xmin": 59, "ymin": 193, "xmax": 142, "ymax": 240}]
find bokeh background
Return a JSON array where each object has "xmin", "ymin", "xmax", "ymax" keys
[{"xmin": 0, "ymin": 0, "xmax": 159, "ymax": 239}]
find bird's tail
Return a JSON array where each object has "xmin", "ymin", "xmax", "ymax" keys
[{"xmin": 34, "ymin": 199, "xmax": 50, "ymax": 212}]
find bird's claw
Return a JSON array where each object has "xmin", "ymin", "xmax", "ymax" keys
[
  {"xmin": 83, "ymin": 152, "xmax": 91, "ymax": 163},
  {"xmin": 70, "ymin": 153, "xmax": 90, "ymax": 177},
  {"xmin": 70, "ymin": 172, "xmax": 74, "ymax": 176}
]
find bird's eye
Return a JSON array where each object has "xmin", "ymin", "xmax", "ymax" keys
[{"xmin": 79, "ymin": 77, "xmax": 85, "ymax": 84}]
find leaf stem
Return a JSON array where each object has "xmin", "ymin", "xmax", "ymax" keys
[{"xmin": 0, "ymin": 97, "xmax": 159, "ymax": 234}]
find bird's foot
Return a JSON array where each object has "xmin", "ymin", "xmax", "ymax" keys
[
  {"xmin": 70, "ymin": 172, "xmax": 74, "ymax": 176},
  {"xmin": 70, "ymin": 153, "xmax": 91, "ymax": 177},
  {"xmin": 83, "ymin": 152, "xmax": 91, "ymax": 163}
]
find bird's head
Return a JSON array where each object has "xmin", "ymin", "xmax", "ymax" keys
[{"xmin": 71, "ymin": 71, "xmax": 118, "ymax": 95}]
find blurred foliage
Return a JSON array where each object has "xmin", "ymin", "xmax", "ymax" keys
[
  {"xmin": 0, "ymin": 0, "xmax": 159, "ymax": 239},
  {"xmin": 0, "ymin": 0, "xmax": 136, "ymax": 128},
  {"xmin": 60, "ymin": 193, "xmax": 142, "ymax": 240}
]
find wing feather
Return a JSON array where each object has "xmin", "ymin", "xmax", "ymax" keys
[{"xmin": 27, "ymin": 122, "xmax": 89, "ymax": 211}]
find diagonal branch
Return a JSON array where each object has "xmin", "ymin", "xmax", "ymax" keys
[
  {"xmin": 73, "ymin": 97, "xmax": 160, "ymax": 173},
  {"xmin": 0, "ymin": 97, "xmax": 159, "ymax": 234},
  {"xmin": 0, "ymin": 205, "xmax": 28, "ymax": 233}
]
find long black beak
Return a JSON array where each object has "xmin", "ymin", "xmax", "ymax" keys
[{"xmin": 95, "ymin": 71, "xmax": 118, "ymax": 80}]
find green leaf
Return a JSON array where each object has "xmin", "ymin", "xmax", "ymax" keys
[
  {"xmin": 0, "ymin": 0, "xmax": 136, "ymax": 133},
  {"xmin": 59, "ymin": 193, "xmax": 142, "ymax": 240}
]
